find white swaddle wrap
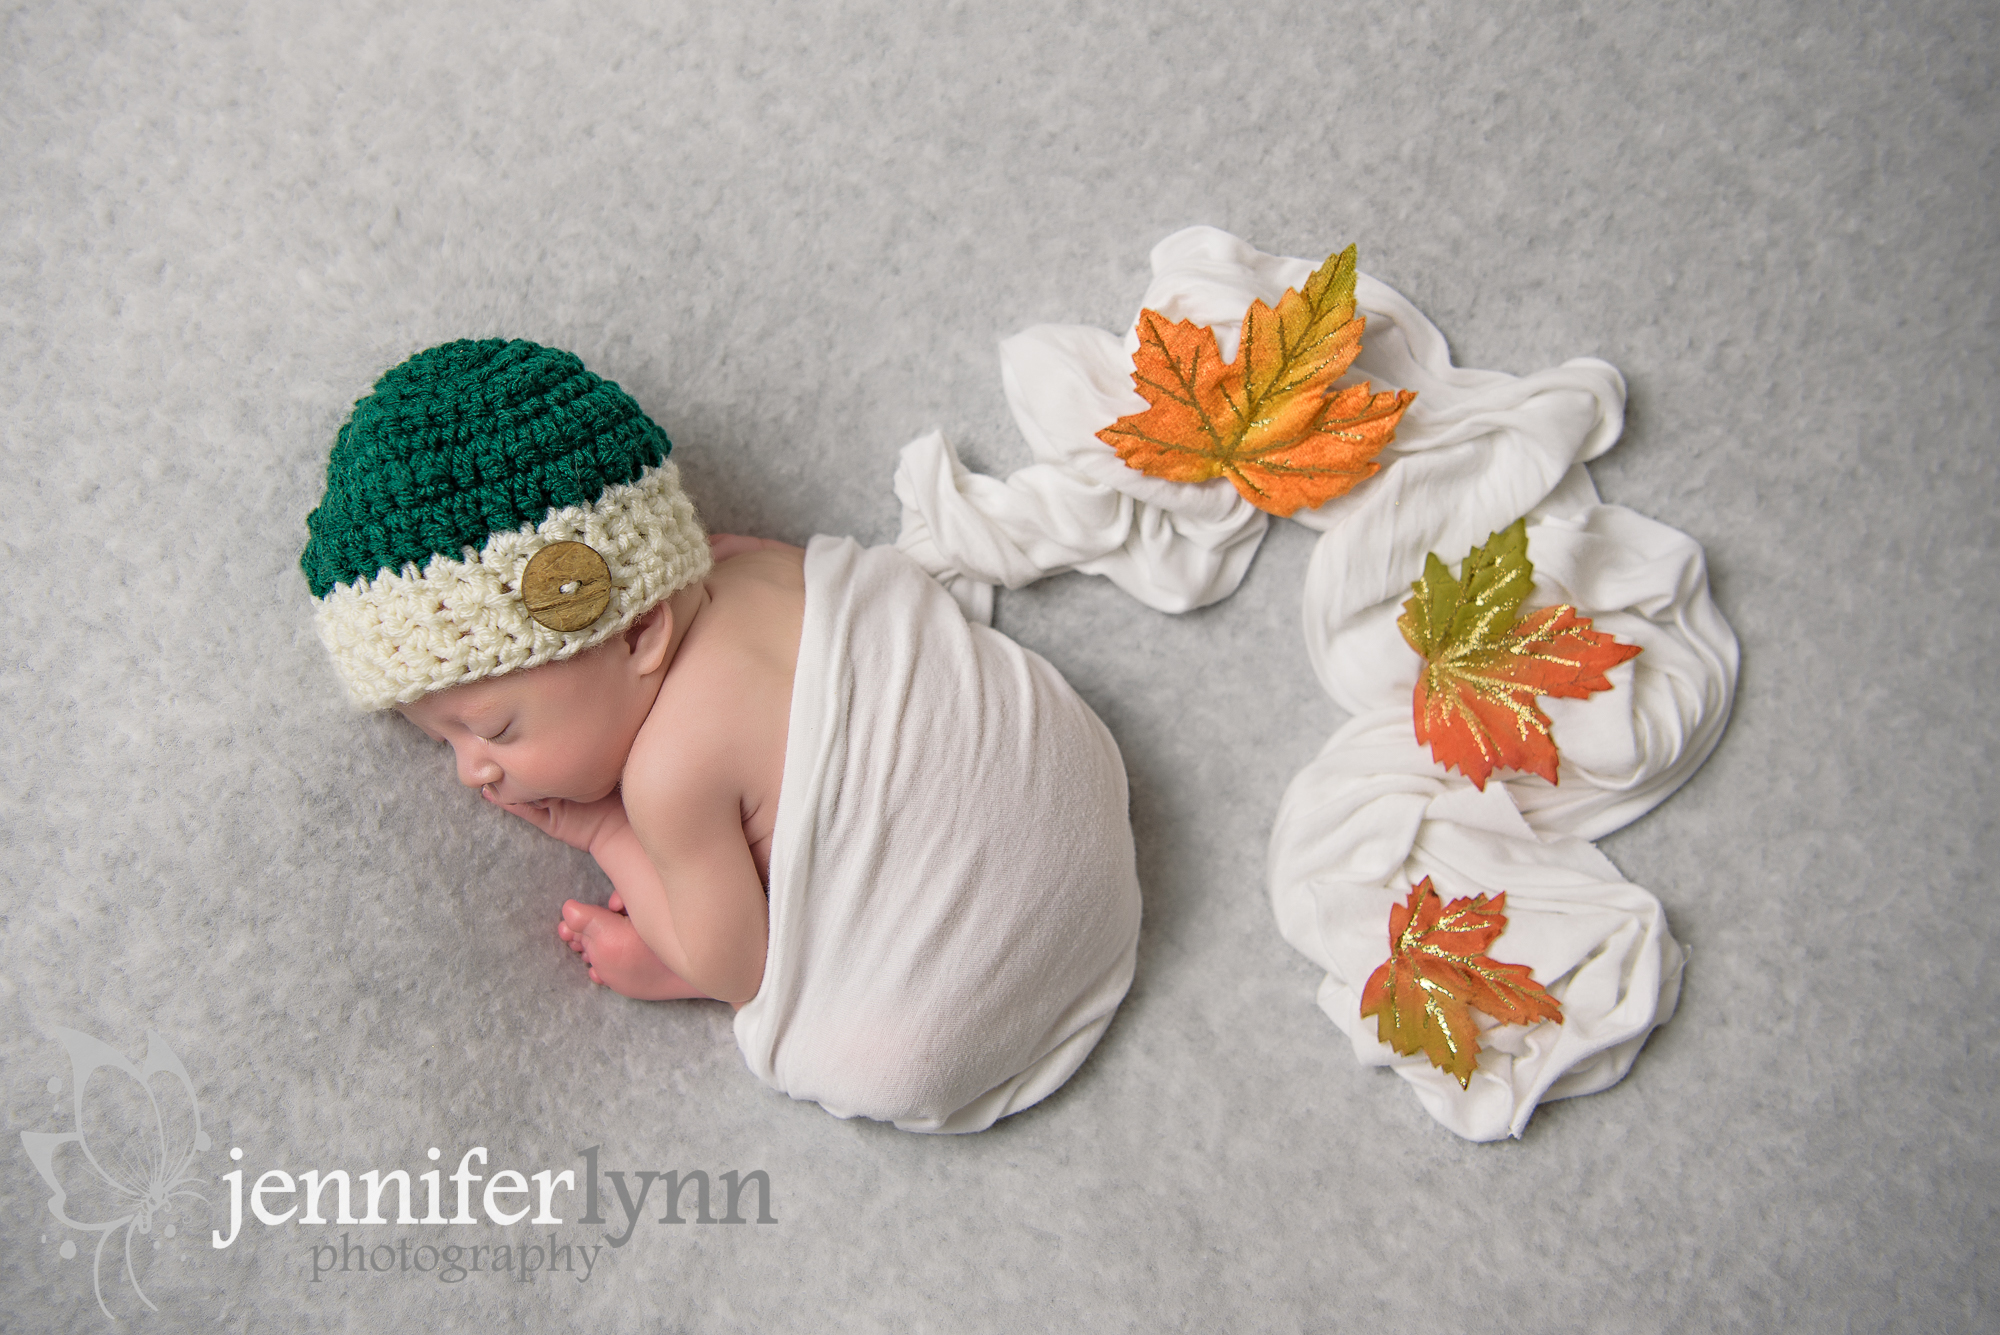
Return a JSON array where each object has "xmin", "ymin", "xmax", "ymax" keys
[
  {"xmin": 890, "ymin": 227, "xmax": 1738, "ymax": 1139},
  {"xmin": 734, "ymin": 537, "xmax": 1142, "ymax": 1133}
]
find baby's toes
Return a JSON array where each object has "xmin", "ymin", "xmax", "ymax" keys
[{"xmin": 557, "ymin": 902, "xmax": 599, "ymax": 958}]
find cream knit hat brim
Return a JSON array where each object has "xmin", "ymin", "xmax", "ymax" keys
[{"xmin": 314, "ymin": 460, "xmax": 711, "ymax": 710}]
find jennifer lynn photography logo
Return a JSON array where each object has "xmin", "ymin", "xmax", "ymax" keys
[{"xmin": 22, "ymin": 1024, "xmax": 779, "ymax": 1322}]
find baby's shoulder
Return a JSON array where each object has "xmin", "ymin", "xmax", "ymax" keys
[
  {"xmin": 705, "ymin": 542, "xmax": 806, "ymax": 598},
  {"xmin": 619, "ymin": 551, "xmax": 803, "ymax": 829},
  {"xmin": 618, "ymin": 690, "xmax": 743, "ymax": 836}
]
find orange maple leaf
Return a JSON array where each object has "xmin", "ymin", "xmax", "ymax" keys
[
  {"xmin": 1398, "ymin": 519, "xmax": 1643, "ymax": 789},
  {"xmin": 1359, "ymin": 877, "xmax": 1563, "ymax": 1089},
  {"xmin": 1096, "ymin": 245, "xmax": 1416, "ymax": 516}
]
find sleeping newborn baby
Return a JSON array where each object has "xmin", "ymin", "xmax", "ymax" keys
[{"xmin": 300, "ymin": 339, "xmax": 1141, "ymax": 1133}]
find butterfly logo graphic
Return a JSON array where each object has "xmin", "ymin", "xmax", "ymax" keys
[{"xmin": 20, "ymin": 1026, "xmax": 211, "ymax": 1321}]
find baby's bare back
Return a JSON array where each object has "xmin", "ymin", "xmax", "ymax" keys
[{"xmin": 616, "ymin": 544, "xmax": 805, "ymax": 1000}]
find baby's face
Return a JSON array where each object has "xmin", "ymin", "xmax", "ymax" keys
[{"xmin": 396, "ymin": 644, "xmax": 651, "ymax": 807}]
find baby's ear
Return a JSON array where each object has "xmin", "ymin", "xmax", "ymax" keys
[{"xmin": 626, "ymin": 603, "xmax": 673, "ymax": 674}]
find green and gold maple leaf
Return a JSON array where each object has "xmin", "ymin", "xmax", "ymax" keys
[
  {"xmin": 1359, "ymin": 878, "xmax": 1563, "ymax": 1088},
  {"xmin": 1398, "ymin": 519, "xmax": 1643, "ymax": 789}
]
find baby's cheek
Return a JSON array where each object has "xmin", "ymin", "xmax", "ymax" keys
[{"xmin": 537, "ymin": 730, "xmax": 626, "ymax": 798}]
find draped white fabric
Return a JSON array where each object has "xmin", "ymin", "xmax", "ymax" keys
[{"xmin": 892, "ymin": 227, "xmax": 1739, "ymax": 1139}]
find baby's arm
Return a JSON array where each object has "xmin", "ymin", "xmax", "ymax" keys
[
  {"xmin": 492, "ymin": 782, "xmax": 766, "ymax": 1005},
  {"xmin": 490, "ymin": 792, "xmax": 711, "ymax": 1001},
  {"xmin": 618, "ymin": 778, "xmax": 770, "ymax": 1007}
]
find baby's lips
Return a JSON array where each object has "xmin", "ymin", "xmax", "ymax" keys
[{"xmin": 481, "ymin": 785, "xmax": 548, "ymax": 812}]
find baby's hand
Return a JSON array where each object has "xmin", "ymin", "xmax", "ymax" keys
[{"xmin": 486, "ymin": 789, "xmax": 629, "ymax": 854}]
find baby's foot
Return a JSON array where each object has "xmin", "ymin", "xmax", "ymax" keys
[{"xmin": 557, "ymin": 900, "xmax": 707, "ymax": 1000}]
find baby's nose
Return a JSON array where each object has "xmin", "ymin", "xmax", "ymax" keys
[{"xmin": 454, "ymin": 745, "xmax": 501, "ymax": 789}]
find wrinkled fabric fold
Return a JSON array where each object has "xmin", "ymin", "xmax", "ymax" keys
[
  {"xmin": 1311, "ymin": 469, "xmax": 1741, "ymax": 843},
  {"xmin": 887, "ymin": 227, "xmax": 1737, "ymax": 1139}
]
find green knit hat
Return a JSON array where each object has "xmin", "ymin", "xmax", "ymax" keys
[{"xmin": 302, "ymin": 338, "xmax": 711, "ymax": 709}]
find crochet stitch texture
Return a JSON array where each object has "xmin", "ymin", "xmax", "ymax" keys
[
  {"xmin": 301, "ymin": 338, "xmax": 710, "ymax": 710},
  {"xmin": 301, "ymin": 338, "xmax": 670, "ymax": 597}
]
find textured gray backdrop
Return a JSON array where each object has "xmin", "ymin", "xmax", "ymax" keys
[{"xmin": 2, "ymin": 1, "xmax": 1993, "ymax": 1330}]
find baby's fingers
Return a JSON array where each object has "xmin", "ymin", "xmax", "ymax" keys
[{"xmin": 498, "ymin": 798, "xmax": 556, "ymax": 829}]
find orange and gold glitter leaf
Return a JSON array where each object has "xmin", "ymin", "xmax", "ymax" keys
[
  {"xmin": 1398, "ymin": 519, "xmax": 1643, "ymax": 790},
  {"xmin": 1096, "ymin": 245, "xmax": 1416, "ymax": 516},
  {"xmin": 1358, "ymin": 878, "xmax": 1563, "ymax": 1088}
]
